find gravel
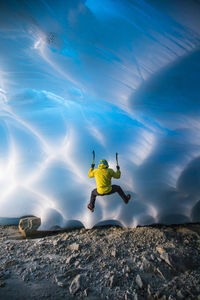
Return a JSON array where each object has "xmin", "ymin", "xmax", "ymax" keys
[{"xmin": 0, "ymin": 223, "xmax": 199, "ymax": 299}]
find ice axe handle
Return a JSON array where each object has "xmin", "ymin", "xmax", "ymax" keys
[
  {"xmin": 92, "ymin": 150, "xmax": 95, "ymax": 164},
  {"xmin": 116, "ymin": 152, "xmax": 119, "ymax": 166}
]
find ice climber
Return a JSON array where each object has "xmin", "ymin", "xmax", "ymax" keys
[{"xmin": 88, "ymin": 159, "xmax": 131, "ymax": 212}]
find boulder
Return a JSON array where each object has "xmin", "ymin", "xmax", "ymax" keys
[{"xmin": 18, "ymin": 217, "xmax": 41, "ymax": 237}]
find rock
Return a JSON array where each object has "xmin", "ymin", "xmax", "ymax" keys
[
  {"xmin": 111, "ymin": 249, "xmax": 117, "ymax": 257},
  {"xmin": 22, "ymin": 273, "xmax": 30, "ymax": 282},
  {"xmin": 156, "ymin": 247, "xmax": 173, "ymax": 269},
  {"xmin": 18, "ymin": 217, "xmax": 41, "ymax": 237},
  {"xmin": 109, "ymin": 275, "xmax": 118, "ymax": 288},
  {"xmin": 156, "ymin": 246, "xmax": 165, "ymax": 255},
  {"xmin": 69, "ymin": 243, "xmax": 80, "ymax": 251},
  {"xmin": 135, "ymin": 274, "xmax": 143, "ymax": 289},
  {"xmin": 176, "ymin": 290, "xmax": 184, "ymax": 299},
  {"xmin": 52, "ymin": 239, "xmax": 61, "ymax": 246},
  {"xmin": 62, "ymin": 233, "xmax": 70, "ymax": 241},
  {"xmin": 147, "ymin": 284, "xmax": 152, "ymax": 295},
  {"xmin": 83, "ymin": 288, "xmax": 89, "ymax": 296},
  {"xmin": 54, "ymin": 275, "xmax": 67, "ymax": 288},
  {"xmin": 133, "ymin": 293, "xmax": 138, "ymax": 300},
  {"xmin": 69, "ymin": 274, "xmax": 84, "ymax": 295},
  {"xmin": 160, "ymin": 253, "xmax": 174, "ymax": 269},
  {"xmin": 140, "ymin": 257, "xmax": 153, "ymax": 272},
  {"xmin": 74, "ymin": 260, "xmax": 79, "ymax": 267},
  {"xmin": 124, "ymin": 291, "xmax": 131, "ymax": 300},
  {"xmin": 156, "ymin": 267, "xmax": 166, "ymax": 280}
]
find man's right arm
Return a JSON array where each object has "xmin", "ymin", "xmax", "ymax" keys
[{"xmin": 88, "ymin": 168, "xmax": 95, "ymax": 178}]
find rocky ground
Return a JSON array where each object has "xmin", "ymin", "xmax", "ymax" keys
[{"xmin": 0, "ymin": 223, "xmax": 200, "ymax": 300}]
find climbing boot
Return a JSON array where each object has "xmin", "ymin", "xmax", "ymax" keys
[
  {"xmin": 88, "ymin": 204, "xmax": 94, "ymax": 212},
  {"xmin": 124, "ymin": 194, "xmax": 131, "ymax": 204}
]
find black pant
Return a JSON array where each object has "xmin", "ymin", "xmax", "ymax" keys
[{"xmin": 90, "ymin": 185, "xmax": 128, "ymax": 207}]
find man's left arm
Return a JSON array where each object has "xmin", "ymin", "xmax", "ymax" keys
[{"xmin": 111, "ymin": 167, "xmax": 121, "ymax": 179}]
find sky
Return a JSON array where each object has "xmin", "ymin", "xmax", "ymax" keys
[{"xmin": 0, "ymin": 0, "xmax": 200, "ymax": 229}]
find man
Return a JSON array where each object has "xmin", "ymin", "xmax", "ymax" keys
[{"xmin": 88, "ymin": 159, "xmax": 131, "ymax": 212}]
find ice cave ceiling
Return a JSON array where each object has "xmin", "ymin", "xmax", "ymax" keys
[{"xmin": 0, "ymin": 0, "xmax": 200, "ymax": 228}]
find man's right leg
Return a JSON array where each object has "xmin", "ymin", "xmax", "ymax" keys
[{"xmin": 88, "ymin": 188, "xmax": 99, "ymax": 211}]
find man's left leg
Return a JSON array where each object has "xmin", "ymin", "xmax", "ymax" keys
[{"xmin": 108, "ymin": 185, "xmax": 131, "ymax": 204}]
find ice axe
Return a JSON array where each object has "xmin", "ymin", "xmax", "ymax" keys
[
  {"xmin": 116, "ymin": 152, "xmax": 119, "ymax": 167},
  {"xmin": 92, "ymin": 150, "xmax": 95, "ymax": 164},
  {"xmin": 91, "ymin": 150, "xmax": 95, "ymax": 168}
]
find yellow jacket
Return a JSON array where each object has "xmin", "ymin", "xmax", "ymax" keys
[{"xmin": 88, "ymin": 164, "xmax": 121, "ymax": 194}]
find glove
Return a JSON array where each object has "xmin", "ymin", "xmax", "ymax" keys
[
  {"xmin": 91, "ymin": 164, "xmax": 95, "ymax": 169},
  {"xmin": 117, "ymin": 166, "xmax": 120, "ymax": 170}
]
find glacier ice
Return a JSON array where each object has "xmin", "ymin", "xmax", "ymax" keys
[{"xmin": 0, "ymin": 0, "xmax": 200, "ymax": 228}]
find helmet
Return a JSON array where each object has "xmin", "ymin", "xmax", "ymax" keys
[{"xmin": 99, "ymin": 159, "xmax": 109, "ymax": 167}]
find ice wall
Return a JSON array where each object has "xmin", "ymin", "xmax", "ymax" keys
[{"xmin": 0, "ymin": 0, "xmax": 200, "ymax": 229}]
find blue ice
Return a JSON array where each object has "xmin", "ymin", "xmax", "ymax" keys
[{"xmin": 0, "ymin": 0, "xmax": 200, "ymax": 229}]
